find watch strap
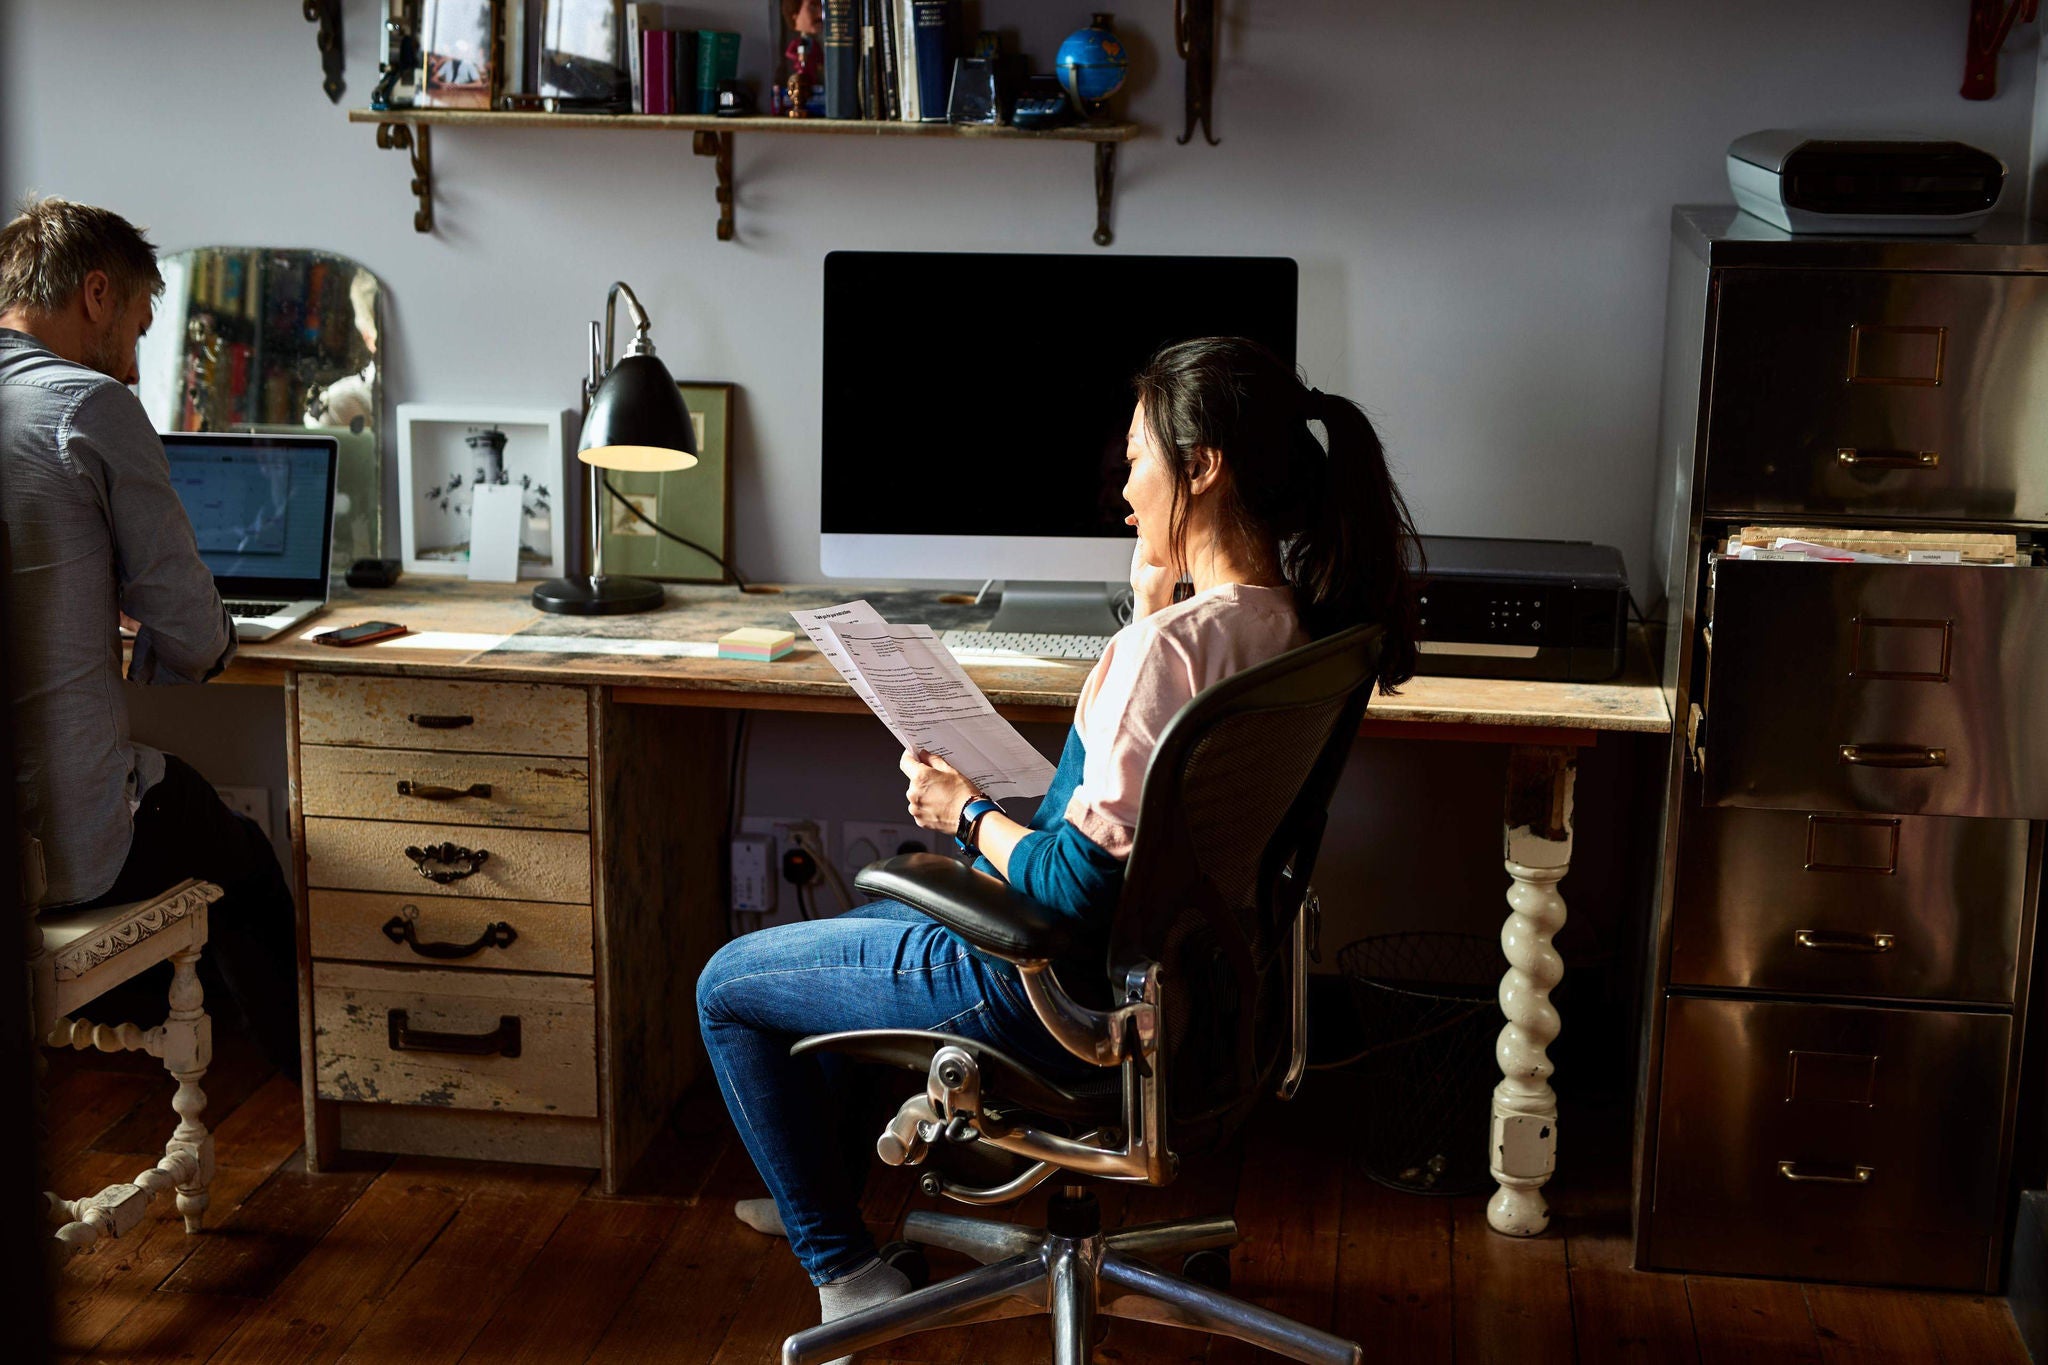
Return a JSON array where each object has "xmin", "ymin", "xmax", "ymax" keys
[{"xmin": 955, "ymin": 796, "xmax": 1001, "ymax": 851}]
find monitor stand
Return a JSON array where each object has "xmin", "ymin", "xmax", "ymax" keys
[{"xmin": 987, "ymin": 581, "xmax": 1125, "ymax": 636}]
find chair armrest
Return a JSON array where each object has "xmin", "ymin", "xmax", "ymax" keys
[{"xmin": 854, "ymin": 854, "xmax": 1075, "ymax": 963}]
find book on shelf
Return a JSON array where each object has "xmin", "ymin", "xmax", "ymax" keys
[
  {"xmin": 857, "ymin": 0, "xmax": 877, "ymax": 120},
  {"xmin": 696, "ymin": 29, "xmax": 740, "ymax": 114},
  {"xmin": 895, "ymin": 0, "xmax": 920, "ymax": 120},
  {"xmin": 626, "ymin": 2, "xmax": 658, "ymax": 111},
  {"xmin": 876, "ymin": 0, "xmax": 900, "ymax": 120},
  {"xmin": 642, "ymin": 25, "xmax": 672, "ymax": 114},
  {"xmin": 823, "ymin": 0, "xmax": 858, "ymax": 118},
  {"xmin": 908, "ymin": 0, "xmax": 954, "ymax": 123},
  {"xmin": 501, "ymin": 0, "xmax": 529, "ymax": 97},
  {"xmin": 670, "ymin": 30, "xmax": 696, "ymax": 114}
]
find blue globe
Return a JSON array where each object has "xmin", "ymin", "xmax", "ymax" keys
[{"xmin": 1055, "ymin": 18, "xmax": 1128, "ymax": 110}]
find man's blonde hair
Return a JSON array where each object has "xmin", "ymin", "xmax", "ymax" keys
[{"xmin": 0, "ymin": 194, "xmax": 164, "ymax": 316}]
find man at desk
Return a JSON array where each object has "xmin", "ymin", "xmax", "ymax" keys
[{"xmin": 0, "ymin": 195, "xmax": 298, "ymax": 1073}]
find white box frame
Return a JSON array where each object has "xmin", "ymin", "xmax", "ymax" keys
[{"xmin": 397, "ymin": 403, "xmax": 572, "ymax": 580}]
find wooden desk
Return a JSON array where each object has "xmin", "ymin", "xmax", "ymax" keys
[{"xmin": 225, "ymin": 581, "xmax": 1669, "ymax": 1227}]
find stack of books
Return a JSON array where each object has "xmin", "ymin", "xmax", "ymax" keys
[
  {"xmin": 824, "ymin": 0, "xmax": 959, "ymax": 122},
  {"xmin": 625, "ymin": 5, "xmax": 740, "ymax": 115}
]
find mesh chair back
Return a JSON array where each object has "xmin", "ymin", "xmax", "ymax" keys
[{"xmin": 1109, "ymin": 623, "xmax": 1383, "ymax": 1152}]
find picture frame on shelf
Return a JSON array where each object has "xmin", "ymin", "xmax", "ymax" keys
[
  {"xmin": 597, "ymin": 381, "xmax": 734, "ymax": 583},
  {"xmin": 397, "ymin": 403, "xmax": 571, "ymax": 579},
  {"xmin": 418, "ymin": 0, "xmax": 500, "ymax": 109}
]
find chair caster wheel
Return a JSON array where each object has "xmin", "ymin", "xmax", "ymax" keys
[
  {"xmin": 1182, "ymin": 1248, "xmax": 1230, "ymax": 1291},
  {"xmin": 881, "ymin": 1240, "xmax": 929, "ymax": 1289}
]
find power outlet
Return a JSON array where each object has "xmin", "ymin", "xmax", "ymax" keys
[
  {"xmin": 842, "ymin": 821, "xmax": 931, "ymax": 876},
  {"xmin": 216, "ymin": 785, "xmax": 272, "ymax": 840},
  {"xmin": 739, "ymin": 816, "xmax": 833, "ymax": 926}
]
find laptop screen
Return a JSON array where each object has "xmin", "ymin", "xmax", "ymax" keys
[{"xmin": 163, "ymin": 433, "xmax": 337, "ymax": 596}]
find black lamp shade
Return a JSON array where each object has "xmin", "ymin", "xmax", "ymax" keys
[{"xmin": 580, "ymin": 352, "xmax": 698, "ymax": 468}]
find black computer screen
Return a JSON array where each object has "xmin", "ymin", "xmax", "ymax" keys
[{"xmin": 821, "ymin": 252, "xmax": 1298, "ymax": 538}]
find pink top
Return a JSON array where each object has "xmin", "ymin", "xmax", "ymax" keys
[{"xmin": 1065, "ymin": 583, "xmax": 1308, "ymax": 857}]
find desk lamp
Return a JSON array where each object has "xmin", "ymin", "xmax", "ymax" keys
[{"xmin": 532, "ymin": 281, "xmax": 698, "ymax": 615}]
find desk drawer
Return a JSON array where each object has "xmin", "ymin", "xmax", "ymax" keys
[
  {"xmin": 301, "ymin": 746, "xmax": 590, "ymax": 830},
  {"xmin": 1671, "ymin": 807, "xmax": 2033, "ymax": 1004},
  {"xmin": 308, "ymin": 891, "xmax": 593, "ymax": 976},
  {"xmin": 1699, "ymin": 559, "xmax": 2048, "ymax": 818},
  {"xmin": 313, "ymin": 962, "xmax": 596, "ymax": 1118},
  {"xmin": 1704, "ymin": 269, "xmax": 2048, "ymax": 523},
  {"xmin": 1648, "ymin": 995, "xmax": 2009, "ymax": 1289},
  {"xmin": 298, "ymin": 674, "xmax": 588, "ymax": 757},
  {"xmin": 305, "ymin": 817, "xmax": 590, "ymax": 904}
]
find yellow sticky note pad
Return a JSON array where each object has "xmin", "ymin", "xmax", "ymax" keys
[{"xmin": 718, "ymin": 627, "xmax": 795, "ymax": 662}]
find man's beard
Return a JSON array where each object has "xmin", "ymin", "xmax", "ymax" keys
[{"xmin": 81, "ymin": 319, "xmax": 128, "ymax": 380}]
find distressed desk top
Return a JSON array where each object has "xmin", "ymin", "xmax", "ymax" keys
[{"xmin": 203, "ymin": 581, "xmax": 1671, "ymax": 740}]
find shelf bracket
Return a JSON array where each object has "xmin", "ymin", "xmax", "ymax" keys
[
  {"xmin": 693, "ymin": 131, "xmax": 736, "ymax": 242},
  {"xmin": 1962, "ymin": 0, "xmax": 2038, "ymax": 99},
  {"xmin": 1174, "ymin": 0, "xmax": 1219, "ymax": 146},
  {"xmin": 376, "ymin": 123, "xmax": 434, "ymax": 234},
  {"xmin": 303, "ymin": 0, "xmax": 345, "ymax": 104},
  {"xmin": 1094, "ymin": 143, "xmax": 1117, "ymax": 247}
]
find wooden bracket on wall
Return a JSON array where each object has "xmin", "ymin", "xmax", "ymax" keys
[
  {"xmin": 1175, "ymin": 0, "xmax": 1219, "ymax": 146},
  {"xmin": 303, "ymin": 0, "xmax": 345, "ymax": 104},
  {"xmin": 376, "ymin": 123, "xmax": 434, "ymax": 234},
  {"xmin": 693, "ymin": 131, "xmax": 736, "ymax": 242},
  {"xmin": 1962, "ymin": 0, "xmax": 2039, "ymax": 99},
  {"xmin": 1094, "ymin": 143, "xmax": 1117, "ymax": 247}
]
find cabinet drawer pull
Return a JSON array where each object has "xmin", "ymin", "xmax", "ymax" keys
[
  {"xmin": 381, "ymin": 914, "xmax": 518, "ymax": 959},
  {"xmin": 403, "ymin": 841, "xmax": 490, "ymax": 883},
  {"xmin": 395, "ymin": 780, "xmax": 493, "ymax": 801},
  {"xmin": 1777, "ymin": 1160, "xmax": 1873, "ymax": 1186},
  {"xmin": 1835, "ymin": 448, "xmax": 1940, "ymax": 470},
  {"xmin": 1794, "ymin": 929, "xmax": 1896, "ymax": 954},
  {"xmin": 387, "ymin": 1008, "xmax": 521, "ymax": 1058},
  {"xmin": 407, "ymin": 712, "xmax": 475, "ymax": 729},
  {"xmin": 1838, "ymin": 744, "xmax": 1948, "ymax": 769}
]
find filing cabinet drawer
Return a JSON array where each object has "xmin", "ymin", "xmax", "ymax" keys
[
  {"xmin": 300, "ymin": 746, "xmax": 590, "ymax": 830},
  {"xmin": 1648, "ymin": 995, "xmax": 2010, "ymax": 1289},
  {"xmin": 308, "ymin": 891, "xmax": 594, "ymax": 976},
  {"xmin": 313, "ymin": 962, "xmax": 596, "ymax": 1117},
  {"xmin": 1671, "ymin": 807, "xmax": 2033, "ymax": 1003},
  {"xmin": 1704, "ymin": 270, "xmax": 2048, "ymax": 523},
  {"xmin": 298, "ymin": 673, "xmax": 588, "ymax": 757},
  {"xmin": 1698, "ymin": 559, "xmax": 2048, "ymax": 818},
  {"xmin": 305, "ymin": 817, "xmax": 591, "ymax": 904}
]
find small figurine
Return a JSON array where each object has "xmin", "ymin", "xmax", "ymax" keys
[{"xmin": 779, "ymin": 0, "xmax": 824, "ymax": 118}]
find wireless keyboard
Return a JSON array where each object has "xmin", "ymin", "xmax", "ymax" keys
[{"xmin": 941, "ymin": 630, "xmax": 1114, "ymax": 661}]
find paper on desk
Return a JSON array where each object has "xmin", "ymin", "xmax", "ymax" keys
[{"xmin": 791, "ymin": 600, "xmax": 1057, "ymax": 801}]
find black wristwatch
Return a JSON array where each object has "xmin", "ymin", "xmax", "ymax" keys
[{"xmin": 955, "ymin": 796, "xmax": 1001, "ymax": 852}]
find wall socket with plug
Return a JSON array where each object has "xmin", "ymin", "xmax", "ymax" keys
[{"xmin": 733, "ymin": 816, "xmax": 834, "ymax": 930}]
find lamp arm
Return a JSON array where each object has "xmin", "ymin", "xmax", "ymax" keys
[{"xmin": 602, "ymin": 281, "xmax": 656, "ymax": 369}]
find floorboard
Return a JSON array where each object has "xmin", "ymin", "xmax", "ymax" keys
[
  {"xmin": 155, "ymin": 1149, "xmax": 386, "ymax": 1299},
  {"xmin": 459, "ymin": 1198, "xmax": 683, "ymax": 1364},
  {"xmin": 1685, "ymin": 1277, "xmax": 1823, "ymax": 1365},
  {"xmin": 1452, "ymin": 1195, "xmax": 1577, "ymax": 1365}
]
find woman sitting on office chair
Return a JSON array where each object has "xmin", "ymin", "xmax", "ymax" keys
[{"xmin": 696, "ymin": 336, "xmax": 1419, "ymax": 1343}]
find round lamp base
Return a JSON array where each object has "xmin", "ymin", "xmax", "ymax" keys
[{"xmin": 531, "ymin": 574, "xmax": 668, "ymax": 616}]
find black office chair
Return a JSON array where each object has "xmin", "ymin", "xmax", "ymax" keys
[{"xmin": 782, "ymin": 623, "xmax": 1384, "ymax": 1365}]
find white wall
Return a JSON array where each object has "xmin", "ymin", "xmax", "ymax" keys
[{"xmin": 8, "ymin": 1, "xmax": 2039, "ymax": 1000}]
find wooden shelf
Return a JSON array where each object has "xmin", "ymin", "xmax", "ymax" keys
[{"xmin": 348, "ymin": 108, "xmax": 1138, "ymax": 243}]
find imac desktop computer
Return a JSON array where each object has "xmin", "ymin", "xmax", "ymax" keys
[{"xmin": 820, "ymin": 251, "xmax": 1298, "ymax": 649}]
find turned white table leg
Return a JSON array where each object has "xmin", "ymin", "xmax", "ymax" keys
[
  {"xmin": 1488, "ymin": 745, "xmax": 1576, "ymax": 1237},
  {"xmin": 162, "ymin": 943, "xmax": 214, "ymax": 1232}
]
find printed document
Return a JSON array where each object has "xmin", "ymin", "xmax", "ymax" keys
[{"xmin": 790, "ymin": 601, "xmax": 1057, "ymax": 801}]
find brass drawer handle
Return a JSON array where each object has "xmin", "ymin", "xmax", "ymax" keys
[
  {"xmin": 403, "ymin": 841, "xmax": 490, "ymax": 884},
  {"xmin": 1794, "ymin": 929, "xmax": 1896, "ymax": 954},
  {"xmin": 387, "ymin": 1009, "xmax": 521, "ymax": 1058},
  {"xmin": 1777, "ymin": 1160, "xmax": 1874, "ymax": 1186},
  {"xmin": 407, "ymin": 712, "xmax": 475, "ymax": 729},
  {"xmin": 396, "ymin": 780, "xmax": 493, "ymax": 801},
  {"xmin": 1836, "ymin": 448, "xmax": 1940, "ymax": 470},
  {"xmin": 1839, "ymin": 744, "xmax": 1948, "ymax": 769},
  {"xmin": 381, "ymin": 913, "xmax": 518, "ymax": 960}
]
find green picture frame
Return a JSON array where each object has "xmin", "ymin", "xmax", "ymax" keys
[{"xmin": 598, "ymin": 381, "xmax": 735, "ymax": 583}]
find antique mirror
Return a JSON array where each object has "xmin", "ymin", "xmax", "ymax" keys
[{"xmin": 136, "ymin": 248, "xmax": 385, "ymax": 572}]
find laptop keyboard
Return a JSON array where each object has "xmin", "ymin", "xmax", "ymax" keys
[
  {"xmin": 941, "ymin": 630, "xmax": 1114, "ymax": 661},
  {"xmin": 225, "ymin": 601, "xmax": 289, "ymax": 618}
]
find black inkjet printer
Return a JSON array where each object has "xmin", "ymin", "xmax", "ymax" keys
[{"xmin": 1409, "ymin": 536, "xmax": 1630, "ymax": 682}]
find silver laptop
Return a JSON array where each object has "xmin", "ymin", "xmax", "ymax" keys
[{"xmin": 163, "ymin": 431, "xmax": 339, "ymax": 642}]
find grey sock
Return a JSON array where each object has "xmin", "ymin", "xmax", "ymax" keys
[
  {"xmin": 735, "ymin": 1197, "xmax": 786, "ymax": 1237},
  {"xmin": 817, "ymin": 1257, "xmax": 913, "ymax": 1365}
]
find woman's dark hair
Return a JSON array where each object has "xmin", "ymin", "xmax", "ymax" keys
[{"xmin": 1132, "ymin": 336, "xmax": 1420, "ymax": 690}]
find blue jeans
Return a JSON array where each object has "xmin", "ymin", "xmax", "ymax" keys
[{"xmin": 697, "ymin": 900, "xmax": 1092, "ymax": 1285}]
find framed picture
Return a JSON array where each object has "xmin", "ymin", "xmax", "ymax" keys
[
  {"xmin": 598, "ymin": 382, "xmax": 734, "ymax": 583},
  {"xmin": 418, "ymin": 0, "xmax": 500, "ymax": 109},
  {"xmin": 397, "ymin": 403, "xmax": 570, "ymax": 579}
]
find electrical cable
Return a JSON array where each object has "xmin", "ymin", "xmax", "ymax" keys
[
  {"xmin": 602, "ymin": 475, "xmax": 753, "ymax": 590},
  {"xmin": 726, "ymin": 712, "xmax": 751, "ymax": 839},
  {"xmin": 973, "ymin": 578, "xmax": 995, "ymax": 605},
  {"xmin": 793, "ymin": 827, "xmax": 857, "ymax": 913}
]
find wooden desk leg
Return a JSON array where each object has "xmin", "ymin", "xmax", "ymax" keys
[{"xmin": 1488, "ymin": 744, "xmax": 1575, "ymax": 1237}]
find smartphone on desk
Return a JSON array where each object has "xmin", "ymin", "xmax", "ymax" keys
[{"xmin": 312, "ymin": 620, "xmax": 409, "ymax": 647}]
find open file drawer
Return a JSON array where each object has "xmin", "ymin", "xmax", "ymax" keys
[{"xmin": 1695, "ymin": 559, "xmax": 2048, "ymax": 818}]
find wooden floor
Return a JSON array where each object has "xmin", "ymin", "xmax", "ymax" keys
[{"xmin": 40, "ymin": 1024, "xmax": 2028, "ymax": 1365}]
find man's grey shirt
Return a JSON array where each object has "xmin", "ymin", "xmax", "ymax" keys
[{"xmin": 1, "ymin": 327, "xmax": 235, "ymax": 905}]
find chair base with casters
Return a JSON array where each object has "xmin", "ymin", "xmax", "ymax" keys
[{"xmin": 25, "ymin": 874, "xmax": 224, "ymax": 1257}]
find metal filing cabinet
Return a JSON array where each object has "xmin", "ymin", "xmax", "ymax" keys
[{"xmin": 1634, "ymin": 207, "xmax": 2048, "ymax": 1291}]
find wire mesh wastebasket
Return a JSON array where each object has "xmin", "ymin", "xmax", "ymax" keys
[{"xmin": 1333, "ymin": 933, "xmax": 1500, "ymax": 1196}]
